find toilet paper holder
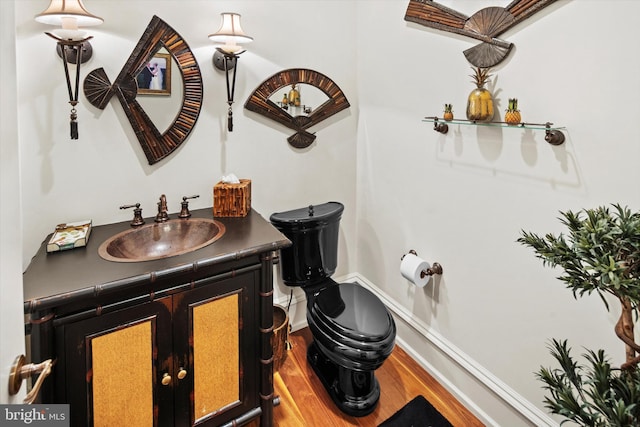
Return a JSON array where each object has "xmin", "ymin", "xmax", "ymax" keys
[{"xmin": 402, "ymin": 250, "xmax": 443, "ymax": 277}]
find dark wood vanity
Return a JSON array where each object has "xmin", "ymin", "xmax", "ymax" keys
[{"xmin": 22, "ymin": 208, "xmax": 290, "ymax": 427}]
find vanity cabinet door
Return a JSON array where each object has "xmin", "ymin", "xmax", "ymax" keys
[
  {"xmin": 172, "ymin": 271, "xmax": 258, "ymax": 427},
  {"xmin": 58, "ymin": 298, "xmax": 174, "ymax": 427}
]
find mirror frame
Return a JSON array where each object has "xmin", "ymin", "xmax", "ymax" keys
[
  {"xmin": 404, "ymin": 0, "xmax": 558, "ymax": 67},
  {"xmin": 84, "ymin": 16, "xmax": 203, "ymax": 165},
  {"xmin": 244, "ymin": 68, "xmax": 350, "ymax": 149}
]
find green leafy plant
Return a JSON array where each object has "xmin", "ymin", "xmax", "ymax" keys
[{"xmin": 518, "ymin": 204, "xmax": 640, "ymax": 426}]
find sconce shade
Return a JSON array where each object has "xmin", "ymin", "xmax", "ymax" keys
[
  {"xmin": 208, "ymin": 13, "xmax": 252, "ymax": 54},
  {"xmin": 35, "ymin": 0, "xmax": 103, "ymax": 27}
]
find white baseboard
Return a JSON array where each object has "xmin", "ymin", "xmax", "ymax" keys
[
  {"xmin": 274, "ymin": 273, "xmax": 557, "ymax": 426},
  {"xmin": 343, "ymin": 272, "xmax": 558, "ymax": 427}
]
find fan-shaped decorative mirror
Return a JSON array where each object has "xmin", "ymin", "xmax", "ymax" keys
[
  {"xmin": 84, "ymin": 16, "xmax": 203, "ymax": 165},
  {"xmin": 404, "ymin": 0, "xmax": 558, "ymax": 67},
  {"xmin": 244, "ymin": 68, "xmax": 350, "ymax": 149}
]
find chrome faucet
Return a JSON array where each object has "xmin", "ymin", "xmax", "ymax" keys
[{"xmin": 155, "ymin": 194, "xmax": 170, "ymax": 222}]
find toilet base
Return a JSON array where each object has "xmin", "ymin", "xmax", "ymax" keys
[{"xmin": 307, "ymin": 341, "xmax": 380, "ymax": 417}]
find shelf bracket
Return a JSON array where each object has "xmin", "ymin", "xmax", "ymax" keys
[
  {"xmin": 433, "ymin": 117, "xmax": 449, "ymax": 134},
  {"xmin": 544, "ymin": 122, "xmax": 565, "ymax": 146}
]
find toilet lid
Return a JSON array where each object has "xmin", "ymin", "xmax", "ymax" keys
[{"xmin": 312, "ymin": 283, "xmax": 392, "ymax": 342}]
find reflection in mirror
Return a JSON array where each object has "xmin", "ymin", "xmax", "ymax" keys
[
  {"xmin": 269, "ymin": 84, "xmax": 328, "ymax": 117},
  {"xmin": 135, "ymin": 47, "xmax": 184, "ymax": 134},
  {"xmin": 245, "ymin": 68, "xmax": 350, "ymax": 149},
  {"xmin": 137, "ymin": 49, "xmax": 171, "ymax": 95},
  {"xmin": 83, "ymin": 16, "xmax": 202, "ymax": 165}
]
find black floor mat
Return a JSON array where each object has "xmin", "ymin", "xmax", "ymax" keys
[{"xmin": 378, "ymin": 395, "xmax": 453, "ymax": 427}]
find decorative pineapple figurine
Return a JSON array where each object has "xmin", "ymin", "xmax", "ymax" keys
[
  {"xmin": 443, "ymin": 104, "xmax": 454, "ymax": 121},
  {"xmin": 504, "ymin": 98, "xmax": 521, "ymax": 125},
  {"xmin": 466, "ymin": 67, "xmax": 494, "ymax": 122},
  {"xmin": 288, "ymin": 84, "xmax": 300, "ymax": 105}
]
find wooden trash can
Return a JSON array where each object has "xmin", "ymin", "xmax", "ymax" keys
[{"xmin": 272, "ymin": 305, "xmax": 291, "ymax": 372}]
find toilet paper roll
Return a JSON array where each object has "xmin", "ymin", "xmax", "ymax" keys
[{"xmin": 400, "ymin": 253, "xmax": 431, "ymax": 288}]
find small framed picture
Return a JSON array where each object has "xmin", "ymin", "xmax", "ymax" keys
[{"xmin": 137, "ymin": 53, "xmax": 171, "ymax": 95}]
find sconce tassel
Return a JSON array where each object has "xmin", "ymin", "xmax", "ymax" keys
[
  {"xmin": 222, "ymin": 53, "xmax": 238, "ymax": 132},
  {"xmin": 55, "ymin": 36, "xmax": 89, "ymax": 140},
  {"xmin": 227, "ymin": 106, "xmax": 234, "ymax": 132},
  {"xmin": 70, "ymin": 105, "xmax": 78, "ymax": 139}
]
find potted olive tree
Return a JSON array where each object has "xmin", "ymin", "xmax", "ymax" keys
[{"xmin": 518, "ymin": 204, "xmax": 640, "ymax": 426}]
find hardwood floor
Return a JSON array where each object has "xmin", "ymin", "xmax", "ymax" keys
[{"xmin": 272, "ymin": 327, "xmax": 484, "ymax": 426}]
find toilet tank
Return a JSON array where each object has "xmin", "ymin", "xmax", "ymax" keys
[{"xmin": 270, "ymin": 202, "xmax": 344, "ymax": 286}]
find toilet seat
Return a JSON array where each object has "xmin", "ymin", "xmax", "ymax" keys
[
  {"xmin": 312, "ymin": 282, "xmax": 394, "ymax": 342},
  {"xmin": 308, "ymin": 282, "xmax": 395, "ymax": 370}
]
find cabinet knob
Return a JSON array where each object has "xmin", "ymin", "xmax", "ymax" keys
[
  {"xmin": 177, "ymin": 368, "xmax": 187, "ymax": 380},
  {"xmin": 161, "ymin": 373, "xmax": 172, "ymax": 386}
]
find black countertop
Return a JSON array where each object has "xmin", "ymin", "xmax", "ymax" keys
[{"xmin": 23, "ymin": 208, "xmax": 290, "ymax": 314}]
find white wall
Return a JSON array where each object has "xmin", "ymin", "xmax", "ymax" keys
[
  {"xmin": 1, "ymin": 0, "xmax": 26, "ymax": 404},
  {"xmin": 13, "ymin": 0, "xmax": 640, "ymax": 425},
  {"xmin": 355, "ymin": 0, "xmax": 640, "ymax": 425},
  {"xmin": 16, "ymin": 0, "xmax": 359, "ymax": 301}
]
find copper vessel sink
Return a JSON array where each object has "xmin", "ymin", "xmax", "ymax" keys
[{"xmin": 98, "ymin": 218, "xmax": 225, "ymax": 262}]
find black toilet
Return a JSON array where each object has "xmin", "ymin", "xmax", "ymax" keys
[{"xmin": 270, "ymin": 202, "xmax": 396, "ymax": 416}]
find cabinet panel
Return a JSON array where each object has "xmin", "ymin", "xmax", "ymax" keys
[
  {"xmin": 90, "ymin": 320, "xmax": 154, "ymax": 427},
  {"xmin": 193, "ymin": 292, "xmax": 239, "ymax": 419},
  {"xmin": 60, "ymin": 298, "xmax": 173, "ymax": 427},
  {"xmin": 53, "ymin": 268, "xmax": 260, "ymax": 427},
  {"xmin": 173, "ymin": 271, "xmax": 258, "ymax": 427}
]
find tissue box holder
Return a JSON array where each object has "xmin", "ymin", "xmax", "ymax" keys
[{"xmin": 214, "ymin": 179, "xmax": 251, "ymax": 217}]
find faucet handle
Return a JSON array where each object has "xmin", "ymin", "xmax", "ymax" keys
[
  {"xmin": 120, "ymin": 203, "xmax": 145, "ymax": 227},
  {"xmin": 179, "ymin": 195, "xmax": 200, "ymax": 219}
]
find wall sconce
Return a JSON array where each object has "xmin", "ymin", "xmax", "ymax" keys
[
  {"xmin": 209, "ymin": 12, "xmax": 253, "ymax": 132},
  {"xmin": 35, "ymin": 0, "xmax": 103, "ymax": 139}
]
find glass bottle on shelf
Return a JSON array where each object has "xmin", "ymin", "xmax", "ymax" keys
[{"xmin": 288, "ymin": 84, "xmax": 300, "ymax": 105}]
